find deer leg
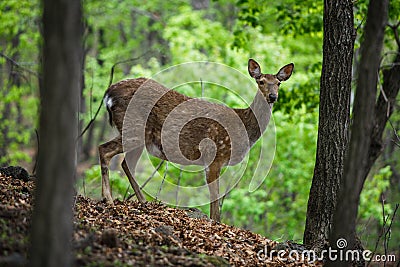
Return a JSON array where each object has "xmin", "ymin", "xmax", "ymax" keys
[
  {"xmin": 121, "ymin": 147, "xmax": 146, "ymax": 203},
  {"xmin": 206, "ymin": 162, "xmax": 222, "ymax": 222},
  {"xmin": 98, "ymin": 136, "xmax": 123, "ymax": 203}
]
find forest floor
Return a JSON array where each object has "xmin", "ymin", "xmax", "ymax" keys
[{"xmin": 0, "ymin": 174, "xmax": 322, "ymax": 266}]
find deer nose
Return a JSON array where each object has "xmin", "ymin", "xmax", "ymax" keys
[{"xmin": 269, "ymin": 93, "xmax": 277, "ymax": 102}]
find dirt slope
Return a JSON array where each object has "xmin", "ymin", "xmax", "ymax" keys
[{"xmin": 0, "ymin": 175, "xmax": 321, "ymax": 266}]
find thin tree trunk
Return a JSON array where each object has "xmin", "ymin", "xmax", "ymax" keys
[
  {"xmin": 303, "ymin": 0, "xmax": 355, "ymax": 250},
  {"xmin": 30, "ymin": 0, "xmax": 82, "ymax": 266},
  {"xmin": 83, "ymin": 119, "xmax": 95, "ymax": 160},
  {"xmin": 78, "ymin": 39, "xmax": 87, "ymax": 161},
  {"xmin": 0, "ymin": 33, "xmax": 22, "ymax": 166},
  {"xmin": 329, "ymin": 1, "xmax": 389, "ymax": 265},
  {"xmin": 365, "ymin": 48, "xmax": 400, "ymax": 177}
]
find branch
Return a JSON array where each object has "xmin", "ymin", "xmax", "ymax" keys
[
  {"xmin": 0, "ymin": 52, "xmax": 40, "ymax": 79},
  {"xmin": 389, "ymin": 120, "xmax": 400, "ymax": 148},
  {"xmin": 78, "ymin": 49, "xmax": 158, "ymax": 140},
  {"xmin": 366, "ymin": 197, "xmax": 398, "ymax": 267},
  {"xmin": 388, "ymin": 22, "xmax": 400, "ymax": 48},
  {"xmin": 108, "ymin": 49, "xmax": 157, "ymax": 87},
  {"xmin": 130, "ymin": 7, "xmax": 162, "ymax": 22}
]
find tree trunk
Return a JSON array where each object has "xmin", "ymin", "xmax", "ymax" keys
[
  {"xmin": 329, "ymin": 1, "xmax": 389, "ymax": 265},
  {"xmin": 78, "ymin": 38, "xmax": 87, "ymax": 162},
  {"xmin": 303, "ymin": 0, "xmax": 355, "ymax": 250},
  {"xmin": 30, "ymin": 0, "xmax": 82, "ymax": 266},
  {"xmin": 365, "ymin": 47, "xmax": 400, "ymax": 177},
  {"xmin": 0, "ymin": 33, "xmax": 21, "ymax": 165},
  {"xmin": 82, "ymin": 119, "xmax": 95, "ymax": 160}
]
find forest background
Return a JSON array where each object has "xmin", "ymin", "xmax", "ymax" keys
[{"xmin": 1, "ymin": 0, "xmax": 399, "ymax": 254}]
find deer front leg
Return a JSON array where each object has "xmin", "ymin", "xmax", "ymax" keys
[
  {"xmin": 121, "ymin": 148, "xmax": 146, "ymax": 203},
  {"xmin": 206, "ymin": 162, "xmax": 222, "ymax": 222},
  {"xmin": 98, "ymin": 136, "xmax": 123, "ymax": 204}
]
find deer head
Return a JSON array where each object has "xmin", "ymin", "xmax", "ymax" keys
[{"xmin": 248, "ymin": 59, "xmax": 294, "ymax": 104}]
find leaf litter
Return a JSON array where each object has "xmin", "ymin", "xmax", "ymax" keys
[{"xmin": 0, "ymin": 174, "xmax": 322, "ymax": 266}]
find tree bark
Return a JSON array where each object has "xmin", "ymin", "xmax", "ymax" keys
[
  {"xmin": 30, "ymin": 0, "xmax": 82, "ymax": 266},
  {"xmin": 303, "ymin": 0, "xmax": 355, "ymax": 250},
  {"xmin": 329, "ymin": 0, "xmax": 389, "ymax": 265}
]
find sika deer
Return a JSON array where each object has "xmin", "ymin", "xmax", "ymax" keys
[{"xmin": 99, "ymin": 59, "xmax": 294, "ymax": 221}]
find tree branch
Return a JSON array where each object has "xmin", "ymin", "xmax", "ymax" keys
[
  {"xmin": 388, "ymin": 22, "xmax": 400, "ymax": 48},
  {"xmin": 389, "ymin": 120, "xmax": 400, "ymax": 148},
  {"xmin": 0, "ymin": 52, "xmax": 40, "ymax": 79}
]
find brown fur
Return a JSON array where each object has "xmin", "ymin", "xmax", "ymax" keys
[{"xmin": 99, "ymin": 59, "xmax": 294, "ymax": 222}]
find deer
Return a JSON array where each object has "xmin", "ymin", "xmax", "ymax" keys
[{"xmin": 98, "ymin": 59, "xmax": 294, "ymax": 222}]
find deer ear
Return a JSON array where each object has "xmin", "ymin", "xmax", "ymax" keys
[
  {"xmin": 248, "ymin": 59, "xmax": 262, "ymax": 78},
  {"xmin": 276, "ymin": 63, "xmax": 294, "ymax": 81}
]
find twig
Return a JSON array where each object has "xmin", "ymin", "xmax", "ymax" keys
[
  {"xmin": 383, "ymin": 204, "xmax": 399, "ymax": 266},
  {"xmin": 77, "ymin": 94, "xmax": 103, "ymax": 139},
  {"xmin": 367, "ymin": 195, "xmax": 389, "ymax": 267},
  {"xmin": 81, "ymin": 170, "xmax": 86, "ymax": 198},
  {"xmin": 78, "ymin": 50, "xmax": 155, "ymax": 140},
  {"xmin": 367, "ymin": 201, "xmax": 399, "ymax": 267},
  {"xmin": 200, "ymin": 78, "xmax": 204, "ymax": 98},
  {"xmin": 380, "ymin": 62, "xmax": 400, "ymax": 70},
  {"xmin": 140, "ymin": 160, "xmax": 164, "ymax": 190},
  {"xmin": 175, "ymin": 167, "xmax": 183, "ymax": 206},
  {"xmin": 381, "ymin": 195, "xmax": 388, "ymax": 267},
  {"xmin": 389, "ymin": 120, "xmax": 400, "ymax": 148},
  {"xmin": 130, "ymin": 7, "xmax": 162, "ymax": 22},
  {"xmin": 123, "ymin": 184, "xmax": 131, "ymax": 201},
  {"xmin": 156, "ymin": 161, "xmax": 168, "ymax": 200},
  {"xmin": 388, "ymin": 22, "xmax": 400, "ymax": 48},
  {"xmin": 89, "ymin": 69, "xmax": 94, "ymax": 120},
  {"xmin": 0, "ymin": 52, "xmax": 40, "ymax": 79},
  {"xmin": 355, "ymin": 14, "xmax": 366, "ymax": 36},
  {"xmin": 108, "ymin": 50, "xmax": 155, "ymax": 87}
]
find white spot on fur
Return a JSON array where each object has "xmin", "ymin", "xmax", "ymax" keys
[{"xmin": 104, "ymin": 94, "xmax": 113, "ymax": 109}]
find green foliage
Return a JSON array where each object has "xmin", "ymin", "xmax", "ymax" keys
[
  {"xmin": 359, "ymin": 166, "xmax": 392, "ymax": 222},
  {"xmin": 223, "ymin": 110, "xmax": 318, "ymax": 241},
  {"xmin": 2, "ymin": 0, "xmax": 399, "ymax": 254},
  {"xmin": 0, "ymin": 0, "xmax": 40, "ymax": 166},
  {"xmin": 79, "ymin": 164, "xmax": 131, "ymax": 200},
  {"xmin": 275, "ymin": 1, "xmax": 323, "ymax": 36},
  {"xmin": 164, "ymin": 6, "xmax": 232, "ymax": 62},
  {"xmin": 357, "ymin": 165, "xmax": 397, "ymax": 253}
]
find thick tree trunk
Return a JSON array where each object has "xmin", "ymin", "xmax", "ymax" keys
[
  {"xmin": 303, "ymin": 0, "xmax": 354, "ymax": 250},
  {"xmin": 30, "ymin": 0, "xmax": 82, "ymax": 266},
  {"xmin": 329, "ymin": 1, "xmax": 389, "ymax": 265}
]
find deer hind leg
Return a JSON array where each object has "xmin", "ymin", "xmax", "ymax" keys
[
  {"xmin": 121, "ymin": 147, "xmax": 146, "ymax": 203},
  {"xmin": 206, "ymin": 162, "xmax": 222, "ymax": 222},
  {"xmin": 99, "ymin": 136, "xmax": 123, "ymax": 203}
]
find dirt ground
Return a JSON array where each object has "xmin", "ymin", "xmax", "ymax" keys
[{"xmin": 0, "ymin": 174, "xmax": 322, "ymax": 266}]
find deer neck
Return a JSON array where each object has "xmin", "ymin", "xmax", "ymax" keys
[{"xmin": 235, "ymin": 90, "xmax": 273, "ymax": 147}]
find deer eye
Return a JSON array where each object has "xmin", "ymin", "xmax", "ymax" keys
[{"xmin": 258, "ymin": 80, "xmax": 265, "ymax": 85}]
